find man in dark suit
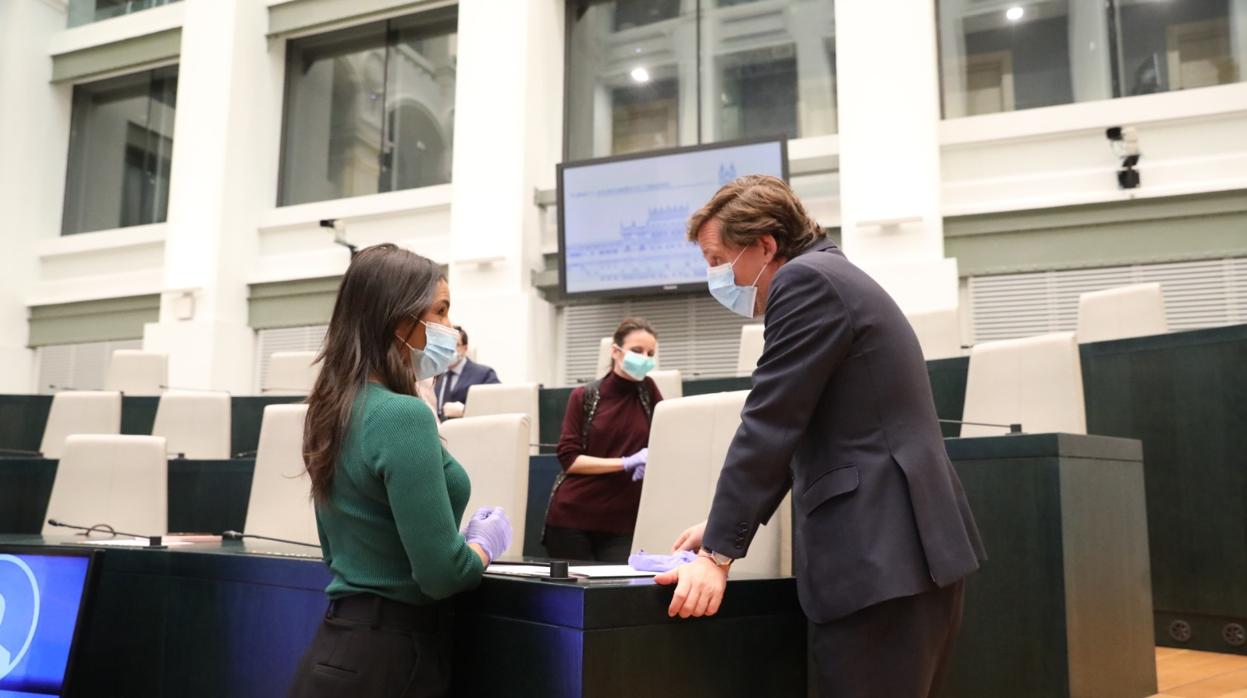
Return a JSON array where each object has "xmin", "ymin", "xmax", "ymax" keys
[
  {"xmin": 655, "ymin": 176, "xmax": 985, "ymax": 697},
  {"xmin": 433, "ymin": 326, "xmax": 500, "ymax": 420}
]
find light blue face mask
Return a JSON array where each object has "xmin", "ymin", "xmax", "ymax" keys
[
  {"xmin": 402, "ymin": 319, "xmax": 459, "ymax": 380},
  {"xmin": 616, "ymin": 347, "xmax": 656, "ymax": 381},
  {"xmin": 707, "ymin": 247, "xmax": 767, "ymax": 318}
]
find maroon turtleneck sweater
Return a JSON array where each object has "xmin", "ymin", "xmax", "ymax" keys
[{"xmin": 547, "ymin": 371, "xmax": 663, "ymax": 534}]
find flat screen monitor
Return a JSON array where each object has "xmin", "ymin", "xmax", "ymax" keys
[
  {"xmin": 558, "ymin": 137, "xmax": 788, "ymax": 298},
  {"xmin": 0, "ymin": 548, "xmax": 95, "ymax": 698}
]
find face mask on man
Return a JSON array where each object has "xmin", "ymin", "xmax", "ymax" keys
[
  {"xmin": 616, "ymin": 347, "xmax": 656, "ymax": 381},
  {"xmin": 707, "ymin": 246, "xmax": 766, "ymax": 318},
  {"xmin": 399, "ymin": 318, "xmax": 459, "ymax": 379}
]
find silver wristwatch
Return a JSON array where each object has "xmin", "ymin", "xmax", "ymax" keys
[{"xmin": 697, "ymin": 547, "xmax": 735, "ymax": 571}]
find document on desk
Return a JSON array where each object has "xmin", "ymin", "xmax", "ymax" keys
[
  {"xmin": 484, "ymin": 564, "xmax": 657, "ymax": 579},
  {"xmin": 568, "ymin": 565, "xmax": 656, "ymax": 578},
  {"xmin": 485, "ymin": 564, "xmax": 555, "ymax": 577}
]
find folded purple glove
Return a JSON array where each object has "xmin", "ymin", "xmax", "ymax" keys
[
  {"xmin": 628, "ymin": 549, "xmax": 697, "ymax": 573},
  {"xmin": 464, "ymin": 506, "xmax": 512, "ymax": 563}
]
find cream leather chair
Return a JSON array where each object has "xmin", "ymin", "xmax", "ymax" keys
[
  {"xmin": 244, "ymin": 404, "xmax": 317, "ymax": 545},
  {"xmin": 634, "ymin": 391, "xmax": 791, "ymax": 576},
  {"xmin": 961, "ymin": 332, "xmax": 1086, "ymax": 437},
  {"xmin": 104, "ymin": 350, "xmax": 168, "ymax": 396},
  {"xmin": 736, "ymin": 325, "xmax": 765, "ymax": 376},
  {"xmin": 152, "ymin": 391, "xmax": 231, "ymax": 459},
  {"xmin": 463, "ymin": 383, "xmax": 540, "ymax": 455},
  {"xmin": 594, "ymin": 337, "xmax": 614, "ymax": 378},
  {"xmin": 42, "ymin": 434, "xmax": 168, "ymax": 535},
  {"xmin": 648, "ymin": 369, "xmax": 683, "ymax": 400},
  {"xmin": 1076, "ymin": 283, "xmax": 1167, "ymax": 343},
  {"xmin": 905, "ymin": 307, "xmax": 962, "ymax": 360},
  {"xmin": 264, "ymin": 352, "xmax": 320, "ymax": 395},
  {"xmin": 40, "ymin": 390, "xmax": 122, "ymax": 459},
  {"xmin": 440, "ymin": 414, "xmax": 530, "ymax": 550}
]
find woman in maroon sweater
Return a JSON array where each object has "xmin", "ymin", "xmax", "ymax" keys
[{"xmin": 545, "ymin": 318, "xmax": 663, "ymax": 562}]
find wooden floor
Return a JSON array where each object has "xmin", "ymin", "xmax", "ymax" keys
[{"xmin": 1152, "ymin": 647, "xmax": 1247, "ymax": 698}]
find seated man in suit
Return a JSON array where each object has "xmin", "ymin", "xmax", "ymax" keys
[{"xmin": 434, "ymin": 326, "xmax": 500, "ymax": 420}]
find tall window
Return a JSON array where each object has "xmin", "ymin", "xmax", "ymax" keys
[
  {"xmin": 278, "ymin": 9, "xmax": 458, "ymax": 207},
  {"xmin": 62, "ymin": 66, "xmax": 178, "ymax": 236},
  {"xmin": 565, "ymin": 0, "xmax": 837, "ymax": 161},
  {"xmin": 938, "ymin": 0, "xmax": 1245, "ymax": 118},
  {"xmin": 67, "ymin": 0, "xmax": 180, "ymax": 28}
]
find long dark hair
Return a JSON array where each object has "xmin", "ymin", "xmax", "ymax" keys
[{"xmin": 304, "ymin": 243, "xmax": 444, "ymax": 501}]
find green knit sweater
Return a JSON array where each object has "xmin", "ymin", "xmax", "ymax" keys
[{"xmin": 315, "ymin": 382, "xmax": 484, "ymax": 605}]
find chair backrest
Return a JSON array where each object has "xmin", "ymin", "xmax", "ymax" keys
[
  {"xmin": 463, "ymin": 383, "xmax": 540, "ymax": 454},
  {"xmin": 736, "ymin": 325, "xmax": 765, "ymax": 376},
  {"xmin": 39, "ymin": 390, "xmax": 123, "ymax": 459},
  {"xmin": 905, "ymin": 307, "xmax": 962, "ymax": 360},
  {"xmin": 439, "ymin": 414, "xmax": 530, "ymax": 550},
  {"xmin": 151, "ymin": 391, "xmax": 232, "ymax": 459},
  {"xmin": 104, "ymin": 350, "xmax": 168, "ymax": 396},
  {"xmin": 634, "ymin": 391, "xmax": 789, "ymax": 576},
  {"xmin": 264, "ymin": 352, "xmax": 320, "ymax": 395},
  {"xmin": 961, "ymin": 331, "xmax": 1086, "ymax": 437},
  {"xmin": 648, "ymin": 369, "xmax": 683, "ymax": 400},
  {"xmin": 595, "ymin": 337, "xmax": 613, "ymax": 379},
  {"xmin": 42, "ymin": 434, "xmax": 168, "ymax": 535},
  {"xmin": 244, "ymin": 404, "xmax": 317, "ymax": 545},
  {"xmin": 1076, "ymin": 283, "xmax": 1167, "ymax": 343}
]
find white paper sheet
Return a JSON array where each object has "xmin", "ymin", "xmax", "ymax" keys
[
  {"xmin": 567, "ymin": 565, "xmax": 656, "ymax": 578},
  {"xmin": 484, "ymin": 564, "xmax": 555, "ymax": 577},
  {"xmin": 485, "ymin": 564, "xmax": 658, "ymax": 579}
]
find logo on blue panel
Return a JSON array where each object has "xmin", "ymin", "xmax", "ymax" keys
[{"xmin": 0, "ymin": 555, "xmax": 40, "ymax": 680}]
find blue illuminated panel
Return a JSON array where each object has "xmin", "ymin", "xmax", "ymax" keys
[{"xmin": 0, "ymin": 552, "xmax": 92, "ymax": 697}]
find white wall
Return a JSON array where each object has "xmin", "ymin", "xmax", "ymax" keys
[
  {"xmin": 942, "ymin": 84, "xmax": 1247, "ymax": 215},
  {"xmin": 0, "ymin": 0, "xmax": 70, "ymax": 392}
]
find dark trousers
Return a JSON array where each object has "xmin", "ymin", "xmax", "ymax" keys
[
  {"xmin": 543, "ymin": 525, "xmax": 633, "ymax": 563},
  {"xmin": 810, "ymin": 580, "xmax": 965, "ymax": 698},
  {"xmin": 287, "ymin": 594, "xmax": 453, "ymax": 698}
]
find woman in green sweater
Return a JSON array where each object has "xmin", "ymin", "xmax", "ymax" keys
[{"xmin": 287, "ymin": 244, "xmax": 512, "ymax": 698}]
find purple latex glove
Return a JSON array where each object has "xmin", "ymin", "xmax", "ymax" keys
[
  {"xmin": 621, "ymin": 448, "xmax": 648, "ymax": 482},
  {"xmin": 628, "ymin": 550, "xmax": 697, "ymax": 573},
  {"xmin": 464, "ymin": 506, "xmax": 512, "ymax": 563}
]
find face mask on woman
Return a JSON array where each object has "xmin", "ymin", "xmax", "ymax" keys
[
  {"xmin": 400, "ymin": 319, "xmax": 459, "ymax": 379},
  {"xmin": 616, "ymin": 347, "xmax": 656, "ymax": 381}
]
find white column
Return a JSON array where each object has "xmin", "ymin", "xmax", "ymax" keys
[
  {"xmin": 142, "ymin": 0, "xmax": 269, "ymax": 393},
  {"xmin": 0, "ymin": 0, "xmax": 67, "ymax": 391},
  {"xmin": 1069, "ymin": 0, "xmax": 1113, "ymax": 103},
  {"xmin": 833, "ymin": 0, "xmax": 957, "ymax": 314},
  {"xmin": 448, "ymin": 0, "xmax": 561, "ymax": 385}
]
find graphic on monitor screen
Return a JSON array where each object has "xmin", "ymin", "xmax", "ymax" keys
[
  {"xmin": 559, "ymin": 139, "xmax": 787, "ymax": 297},
  {"xmin": 0, "ymin": 552, "xmax": 92, "ymax": 698}
]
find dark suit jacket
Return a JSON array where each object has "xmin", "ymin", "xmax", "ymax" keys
[
  {"xmin": 703, "ymin": 238, "xmax": 985, "ymax": 624},
  {"xmin": 434, "ymin": 359, "xmax": 500, "ymax": 417}
]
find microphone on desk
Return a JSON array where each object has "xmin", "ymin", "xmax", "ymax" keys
[
  {"xmin": 937, "ymin": 419, "xmax": 1023, "ymax": 434},
  {"xmin": 222, "ymin": 530, "xmax": 321, "ymax": 549},
  {"xmin": 47, "ymin": 518, "xmax": 163, "ymax": 547}
]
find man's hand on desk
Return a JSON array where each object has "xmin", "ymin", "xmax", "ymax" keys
[
  {"xmin": 443, "ymin": 401, "xmax": 465, "ymax": 419},
  {"xmin": 655, "ymin": 555, "xmax": 727, "ymax": 619}
]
